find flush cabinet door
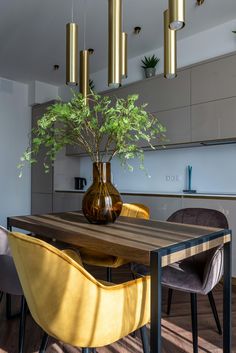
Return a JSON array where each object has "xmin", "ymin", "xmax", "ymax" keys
[
  {"xmin": 191, "ymin": 97, "xmax": 236, "ymax": 142},
  {"xmin": 155, "ymin": 107, "xmax": 191, "ymax": 146},
  {"xmin": 31, "ymin": 193, "xmax": 53, "ymax": 214},
  {"xmin": 191, "ymin": 54, "xmax": 236, "ymax": 105},
  {"xmin": 106, "ymin": 68, "xmax": 190, "ymax": 113},
  {"xmin": 31, "ymin": 102, "xmax": 55, "ymax": 194},
  {"xmin": 53, "ymin": 192, "xmax": 83, "ymax": 212}
]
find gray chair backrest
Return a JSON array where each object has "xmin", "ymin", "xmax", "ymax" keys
[
  {"xmin": 167, "ymin": 208, "xmax": 228, "ymax": 229},
  {"xmin": 0, "ymin": 225, "xmax": 11, "ymax": 255},
  {"xmin": 0, "ymin": 226, "xmax": 22, "ymax": 295},
  {"xmin": 167, "ymin": 208, "xmax": 228, "ymax": 294}
]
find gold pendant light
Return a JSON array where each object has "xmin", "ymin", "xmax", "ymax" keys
[
  {"xmin": 164, "ymin": 9, "xmax": 177, "ymax": 79},
  {"xmin": 121, "ymin": 32, "xmax": 128, "ymax": 79},
  {"xmin": 80, "ymin": 50, "xmax": 89, "ymax": 105},
  {"xmin": 66, "ymin": 23, "xmax": 79, "ymax": 85},
  {"xmin": 169, "ymin": 0, "xmax": 185, "ymax": 31},
  {"xmin": 108, "ymin": 0, "xmax": 122, "ymax": 88}
]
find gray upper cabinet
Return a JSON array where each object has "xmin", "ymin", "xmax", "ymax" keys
[
  {"xmin": 191, "ymin": 97, "xmax": 236, "ymax": 141},
  {"xmin": 66, "ymin": 52, "xmax": 236, "ymax": 156},
  {"xmin": 106, "ymin": 69, "xmax": 190, "ymax": 112},
  {"xmin": 156, "ymin": 107, "xmax": 191, "ymax": 145},
  {"xmin": 191, "ymin": 54, "xmax": 236, "ymax": 104}
]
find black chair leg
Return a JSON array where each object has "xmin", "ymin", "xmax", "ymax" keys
[
  {"xmin": 39, "ymin": 332, "xmax": 49, "ymax": 353},
  {"xmin": 106, "ymin": 267, "xmax": 112, "ymax": 282},
  {"xmin": 140, "ymin": 325, "xmax": 150, "ymax": 353},
  {"xmin": 207, "ymin": 291, "xmax": 222, "ymax": 335},
  {"xmin": 6, "ymin": 293, "xmax": 12, "ymax": 319},
  {"xmin": 190, "ymin": 293, "xmax": 198, "ymax": 353},
  {"xmin": 6, "ymin": 293, "xmax": 21, "ymax": 319},
  {"xmin": 167, "ymin": 288, "xmax": 173, "ymax": 315},
  {"xmin": 19, "ymin": 296, "xmax": 27, "ymax": 353}
]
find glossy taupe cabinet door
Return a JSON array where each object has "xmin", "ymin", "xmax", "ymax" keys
[
  {"xmin": 31, "ymin": 193, "xmax": 53, "ymax": 214},
  {"xmin": 155, "ymin": 107, "xmax": 191, "ymax": 145},
  {"xmin": 31, "ymin": 101, "xmax": 55, "ymax": 214},
  {"xmin": 191, "ymin": 97, "xmax": 236, "ymax": 141},
  {"xmin": 191, "ymin": 54, "xmax": 236, "ymax": 104},
  {"xmin": 31, "ymin": 102, "xmax": 54, "ymax": 194},
  {"xmin": 53, "ymin": 192, "xmax": 83, "ymax": 212},
  {"xmin": 105, "ymin": 69, "xmax": 190, "ymax": 113}
]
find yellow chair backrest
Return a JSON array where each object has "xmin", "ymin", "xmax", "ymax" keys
[
  {"xmin": 121, "ymin": 203, "xmax": 150, "ymax": 220},
  {"xmin": 8, "ymin": 232, "xmax": 150, "ymax": 348}
]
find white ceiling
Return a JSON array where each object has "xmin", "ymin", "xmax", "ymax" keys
[{"xmin": 0, "ymin": 0, "xmax": 236, "ymax": 85}]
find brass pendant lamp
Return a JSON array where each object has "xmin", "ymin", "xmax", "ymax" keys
[
  {"xmin": 66, "ymin": 23, "xmax": 79, "ymax": 85},
  {"xmin": 80, "ymin": 0, "xmax": 90, "ymax": 105},
  {"xmin": 66, "ymin": 0, "xmax": 79, "ymax": 85},
  {"xmin": 80, "ymin": 50, "xmax": 89, "ymax": 104},
  {"xmin": 168, "ymin": 0, "xmax": 185, "ymax": 31},
  {"xmin": 121, "ymin": 32, "xmax": 128, "ymax": 79},
  {"xmin": 108, "ymin": 0, "xmax": 122, "ymax": 88},
  {"xmin": 164, "ymin": 9, "xmax": 177, "ymax": 79}
]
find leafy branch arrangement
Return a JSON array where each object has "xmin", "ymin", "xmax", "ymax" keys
[
  {"xmin": 18, "ymin": 92, "xmax": 166, "ymax": 175},
  {"xmin": 141, "ymin": 54, "xmax": 160, "ymax": 69}
]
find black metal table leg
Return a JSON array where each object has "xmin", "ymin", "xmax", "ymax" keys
[
  {"xmin": 106, "ymin": 267, "xmax": 112, "ymax": 282},
  {"xmin": 150, "ymin": 250, "xmax": 162, "ymax": 353},
  {"xmin": 19, "ymin": 296, "xmax": 27, "ymax": 353},
  {"xmin": 223, "ymin": 239, "xmax": 232, "ymax": 353}
]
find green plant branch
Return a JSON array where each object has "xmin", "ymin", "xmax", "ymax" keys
[{"xmin": 19, "ymin": 91, "xmax": 166, "ymax": 175}]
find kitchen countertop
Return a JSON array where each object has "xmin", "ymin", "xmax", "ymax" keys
[{"xmin": 54, "ymin": 189, "xmax": 236, "ymax": 199}]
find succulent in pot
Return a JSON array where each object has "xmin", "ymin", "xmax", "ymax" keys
[
  {"xmin": 141, "ymin": 54, "xmax": 160, "ymax": 78},
  {"xmin": 19, "ymin": 92, "xmax": 166, "ymax": 224}
]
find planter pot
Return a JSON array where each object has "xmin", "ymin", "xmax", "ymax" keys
[
  {"xmin": 144, "ymin": 67, "xmax": 156, "ymax": 78},
  {"xmin": 82, "ymin": 162, "xmax": 123, "ymax": 224}
]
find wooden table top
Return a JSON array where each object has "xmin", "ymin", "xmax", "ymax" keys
[{"xmin": 8, "ymin": 211, "xmax": 229, "ymax": 265}]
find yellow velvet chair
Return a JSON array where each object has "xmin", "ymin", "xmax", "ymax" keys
[
  {"xmin": 8, "ymin": 231, "xmax": 151, "ymax": 353},
  {"xmin": 79, "ymin": 203, "xmax": 150, "ymax": 281}
]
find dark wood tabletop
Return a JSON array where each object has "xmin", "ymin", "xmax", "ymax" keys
[{"xmin": 7, "ymin": 211, "xmax": 230, "ymax": 266}]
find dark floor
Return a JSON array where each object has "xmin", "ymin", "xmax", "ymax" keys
[{"xmin": 0, "ymin": 265, "xmax": 235, "ymax": 353}]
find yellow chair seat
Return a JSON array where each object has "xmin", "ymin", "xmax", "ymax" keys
[
  {"xmin": 80, "ymin": 203, "xmax": 150, "ymax": 268},
  {"xmin": 8, "ymin": 231, "xmax": 151, "ymax": 349}
]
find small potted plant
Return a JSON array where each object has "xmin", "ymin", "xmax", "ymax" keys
[
  {"xmin": 19, "ymin": 92, "xmax": 166, "ymax": 224},
  {"xmin": 141, "ymin": 54, "xmax": 160, "ymax": 78}
]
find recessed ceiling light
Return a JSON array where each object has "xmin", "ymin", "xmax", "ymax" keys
[
  {"xmin": 88, "ymin": 48, "xmax": 94, "ymax": 55},
  {"xmin": 134, "ymin": 26, "xmax": 141, "ymax": 35},
  {"xmin": 196, "ymin": 0, "xmax": 204, "ymax": 6}
]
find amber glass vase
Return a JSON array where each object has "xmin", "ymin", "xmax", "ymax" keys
[{"xmin": 82, "ymin": 162, "xmax": 123, "ymax": 224}]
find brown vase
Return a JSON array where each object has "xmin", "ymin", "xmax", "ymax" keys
[{"xmin": 82, "ymin": 162, "xmax": 123, "ymax": 224}]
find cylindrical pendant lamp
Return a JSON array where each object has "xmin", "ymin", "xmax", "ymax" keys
[
  {"xmin": 108, "ymin": 0, "xmax": 122, "ymax": 88},
  {"xmin": 121, "ymin": 32, "xmax": 128, "ymax": 79},
  {"xmin": 164, "ymin": 10, "xmax": 177, "ymax": 79},
  {"xmin": 66, "ymin": 23, "xmax": 79, "ymax": 85},
  {"xmin": 169, "ymin": 0, "xmax": 185, "ymax": 30},
  {"xmin": 80, "ymin": 50, "xmax": 89, "ymax": 105}
]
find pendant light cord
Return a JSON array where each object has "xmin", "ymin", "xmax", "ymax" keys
[
  {"xmin": 83, "ymin": 0, "xmax": 87, "ymax": 50},
  {"xmin": 71, "ymin": 0, "xmax": 74, "ymax": 22}
]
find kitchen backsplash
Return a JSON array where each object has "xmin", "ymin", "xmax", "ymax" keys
[{"xmin": 54, "ymin": 144, "xmax": 236, "ymax": 194}]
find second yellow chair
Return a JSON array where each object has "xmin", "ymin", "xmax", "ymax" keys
[{"xmin": 79, "ymin": 203, "xmax": 150, "ymax": 281}]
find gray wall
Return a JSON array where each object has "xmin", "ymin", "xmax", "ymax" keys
[{"xmin": 0, "ymin": 78, "xmax": 31, "ymax": 227}]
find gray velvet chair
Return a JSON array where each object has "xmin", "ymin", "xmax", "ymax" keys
[
  {"xmin": 131, "ymin": 208, "xmax": 228, "ymax": 353},
  {"xmin": 0, "ymin": 225, "xmax": 27, "ymax": 353}
]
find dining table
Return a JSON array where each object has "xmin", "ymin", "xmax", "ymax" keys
[{"xmin": 7, "ymin": 211, "xmax": 232, "ymax": 353}]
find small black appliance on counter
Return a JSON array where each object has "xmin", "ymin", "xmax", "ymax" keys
[{"xmin": 74, "ymin": 177, "xmax": 87, "ymax": 190}]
